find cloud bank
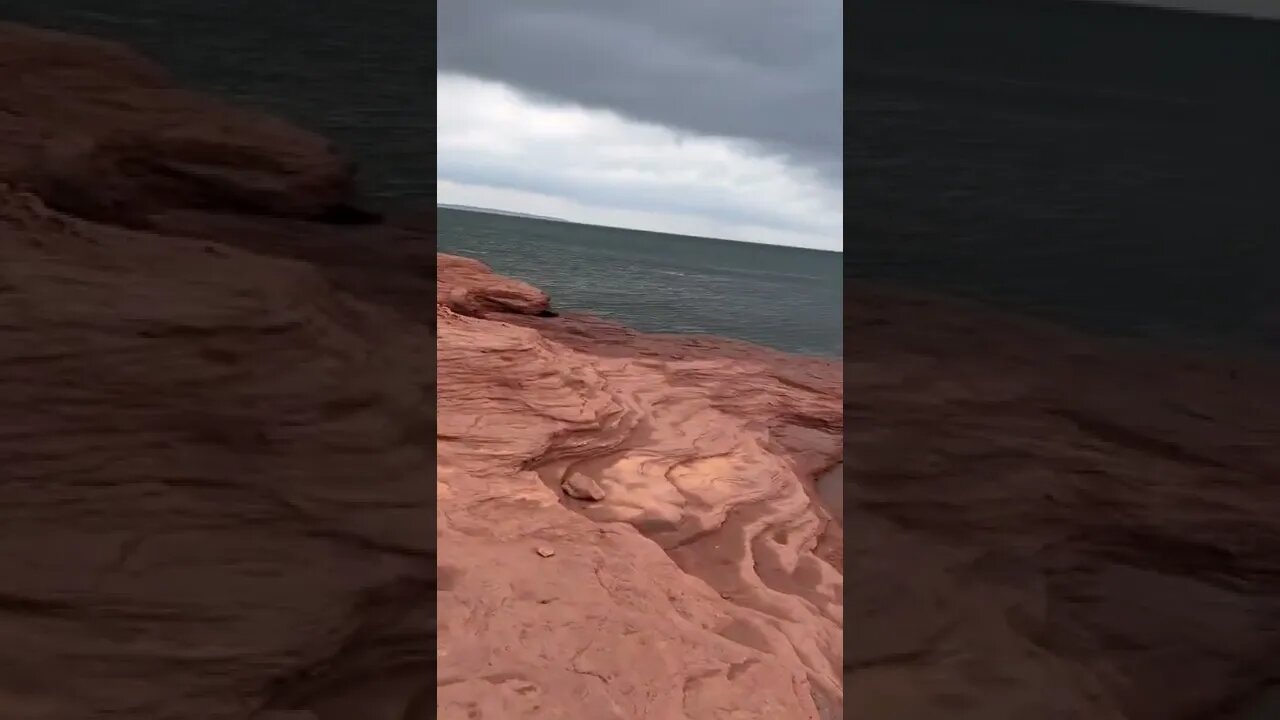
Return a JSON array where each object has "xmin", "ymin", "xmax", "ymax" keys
[
  {"xmin": 437, "ymin": 74, "xmax": 842, "ymax": 249},
  {"xmin": 436, "ymin": 0, "xmax": 843, "ymax": 250}
]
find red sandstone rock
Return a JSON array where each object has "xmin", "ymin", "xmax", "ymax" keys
[
  {"xmin": 846, "ymin": 283, "xmax": 1280, "ymax": 720},
  {"xmin": 8, "ymin": 16, "xmax": 1280, "ymax": 720},
  {"xmin": 1, "ymin": 20, "xmax": 846, "ymax": 718},
  {"xmin": 0, "ymin": 21, "xmax": 355, "ymax": 225},
  {"xmin": 0, "ymin": 188, "xmax": 435, "ymax": 719},
  {"xmin": 436, "ymin": 253, "xmax": 550, "ymax": 317},
  {"xmin": 0, "ymin": 24, "xmax": 433, "ymax": 720},
  {"xmin": 436, "ymin": 255, "xmax": 844, "ymax": 719}
]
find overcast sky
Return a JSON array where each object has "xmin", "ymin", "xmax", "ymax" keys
[{"xmin": 437, "ymin": 1, "xmax": 843, "ymax": 251}]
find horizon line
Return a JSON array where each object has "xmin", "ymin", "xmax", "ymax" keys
[{"xmin": 436, "ymin": 203, "xmax": 843, "ymax": 253}]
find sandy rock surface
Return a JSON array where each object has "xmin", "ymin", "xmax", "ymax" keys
[{"xmin": 436, "ymin": 261, "xmax": 844, "ymax": 719}]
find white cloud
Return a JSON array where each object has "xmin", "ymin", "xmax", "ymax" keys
[{"xmin": 436, "ymin": 72, "xmax": 843, "ymax": 251}]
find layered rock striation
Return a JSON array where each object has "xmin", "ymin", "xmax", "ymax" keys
[
  {"xmin": 436, "ymin": 261, "xmax": 843, "ymax": 719},
  {"xmin": 846, "ymin": 283, "xmax": 1280, "ymax": 720},
  {"xmin": 1, "ymin": 19, "xmax": 844, "ymax": 720}
]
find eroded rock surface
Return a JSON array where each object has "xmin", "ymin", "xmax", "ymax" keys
[
  {"xmin": 1, "ymin": 23, "xmax": 435, "ymax": 720},
  {"xmin": 0, "ymin": 21, "xmax": 355, "ymax": 225},
  {"xmin": 0, "ymin": 189, "xmax": 435, "ymax": 719},
  {"xmin": 846, "ymin": 284, "xmax": 1280, "ymax": 720},
  {"xmin": 437, "ymin": 259, "xmax": 844, "ymax": 719},
  {"xmin": 436, "ymin": 253, "xmax": 550, "ymax": 318},
  {"xmin": 1, "ymin": 19, "xmax": 846, "ymax": 720},
  {"xmin": 23, "ymin": 13, "xmax": 1280, "ymax": 720}
]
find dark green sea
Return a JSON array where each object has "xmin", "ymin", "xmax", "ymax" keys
[{"xmin": 439, "ymin": 209, "xmax": 843, "ymax": 357}]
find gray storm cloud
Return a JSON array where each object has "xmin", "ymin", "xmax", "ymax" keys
[{"xmin": 437, "ymin": 0, "xmax": 844, "ymax": 184}]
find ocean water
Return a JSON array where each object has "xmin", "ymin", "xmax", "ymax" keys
[
  {"xmin": 6, "ymin": 1, "xmax": 842, "ymax": 358},
  {"xmin": 11, "ymin": 0, "xmax": 1280, "ymax": 358},
  {"xmin": 439, "ymin": 209, "xmax": 843, "ymax": 357},
  {"xmin": 852, "ymin": 0, "xmax": 1280, "ymax": 357},
  {"xmin": 2, "ymin": 0, "xmax": 435, "ymax": 207}
]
